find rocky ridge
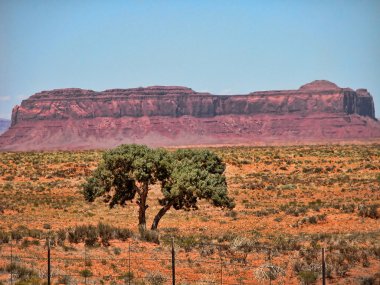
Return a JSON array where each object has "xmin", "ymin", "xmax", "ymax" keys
[{"xmin": 0, "ymin": 80, "xmax": 379, "ymax": 150}]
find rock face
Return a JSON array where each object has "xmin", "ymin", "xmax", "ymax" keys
[
  {"xmin": 0, "ymin": 119, "xmax": 10, "ymax": 135},
  {"xmin": 0, "ymin": 80, "xmax": 379, "ymax": 150}
]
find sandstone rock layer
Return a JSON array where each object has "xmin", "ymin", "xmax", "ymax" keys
[{"xmin": 1, "ymin": 80, "xmax": 379, "ymax": 150}]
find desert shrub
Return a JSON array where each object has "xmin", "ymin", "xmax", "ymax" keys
[
  {"xmin": 372, "ymin": 246, "xmax": 380, "ymax": 258},
  {"xmin": 6, "ymin": 263, "xmax": 38, "ymax": 280},
  {"xmin": 67, "ymin": 228, "xmax": 82, "ymax": 243},
  {"xmin": 224, "ymin": 210, "xmax": 238, "ymax": 219},
  {"xmin": 358, "ymin": 273, "xmax": 380, "ymax": 285},
  {"xmin": 230, "ymin": 237, "xmax": 256, "ymax": 253},
  {"xmin": 3, "ymin": 182, "xmax": 13, "ymax": 190},
  {"xmin": 254, "ymin": 264, "xmax": 285, "ymax": 282},
  {"xmin": 146, "ymin": 271, "xmax": 166, "ymax": 285},
  {"xmin": 217, "ymin": 231, "xmax": 238, "ymax": 243},
  {"xmin": 66, "ymin": 224, "xmax": 133, "ymax": 245},
  {"xmin": 27, "ymin": 229, "xmax": 43, "ymax": 239},
  {"xmin": 11, "ymin": 229, "xmax": 24, "ymax": 241},
  {"xmin": 120, "ymin": 272, "xmax": 134, "ymax": 283},
  {"xmin": 175, "ymin": 235, "xmax": 197, "ymax": 252},
  {"xmin": 273, "ymin": 235, "xmax": 301, "ymax": 251},
  {"xmin": 361, "ymin": 252, "xmax": 370, "ymax": 267},
  {"xmin": 298, "ymin": 271, "xmax": 318, "ymax": 285},
  {"xmin": 302, "ymin": 167, "xmax": 323, "ymax": 174},
  {"xmin": 308, "ymin": 216, "xmax": 318, "ymax": 224},
  {"xmin": 326, "ymin": 253, "xmax": 350, "ymax": 277},
  {"xmin": 340, "ymin": 204, "xmax": 355, "ymax": 213},
  {"xmin": 113, "ymin": 247, "xmax": 122, "ymax": 255},
  {"xmin": 115, "ymin": 227, "xmax": 133, "ymax": 241},
  {"xmin": 293, "ymin": 248, "xmax": 321, "ymax": 281},
  {"xmin": 280, "ymin": 202, "xmax": 308, "ymax": 216},
  {"xmin": 43, "ymin": 224, "xmax": 51, "ymax": 230},
  {"xmin": 294, "ymin": 214, "xmax": 327, "ymax": 227},
  {"xmin": 97, "ymin": 222, "xmax": 114, "ymax": 245},
  {"xmin": 0, "ymin": 230, "xmax": 9, "ymax": 243},
  {"xmin": 265, "ymin": 185, "xmax": 275, "ymax": 191},
  {"xmin": 20, "ymin": 239, "xmax": 32, "ymax": 248},
  {"xmin": 139, "ymin": 229, "xmax": 159, "ymax": 244},
  {"xmin": 68, "ymin": 225, "xmax": 97, "ymax": 244},
  {"xmin": 308, "ymin": 199, "xmax": 324, "ymax": 211},
  {"xmin": 14, "ymin": 277, "xmax": 43, "ymax": 285},
  {"xmin": 84, "ymin": 258, "xmax": 92, "ymax": 267},
  {"xmin": 280, "ymin": 184, "xmax": 296, "ymax": 190},
  {"xmin": 57, "ymin": 275, "xmax": 72, "ymax": 285},
  {"xmin": 79, "ymin": 269, "xmax": 93, "ymax": 278},
  {"xmin": 132, "ymin": 280, "xmax": 147, "ymax": 285},
  {"xmin": 199, "ymin": 245, "xmax": 215, "ymax": 257},
  {"xmin": 358, "ymin": 204, "xmax": 379, "ymax": 219},
  {"xmin": 254, "ymin": 208, "xmax": 279, "ymax": 217},
  {"xmin": 338, "ymin": 244, "xmax": 361, "ymax": 264},
  {"xmin": 57, "ymin": 229, "xmax": 66, "ymax": 246},
  {"xmin": 84, "ymin": 225, "xmax": 98, "ymax": 247},
  {"xmin": 242, "ymin": 182, "xmax": 265, "ymax": 190},
  {"xmin": 4, "ymin": 175, "xmax": 15, "ymax": 181}
]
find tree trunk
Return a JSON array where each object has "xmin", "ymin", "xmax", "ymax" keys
[
  {"xmin": 138, "ymin": 204, "xmax": 147, "ymax": 231},
  {"xmin": 138, "ymin": 183, "xmax": 149, "ymax": 231},
  {"xmin": 151, "ymin": 202, "xmax": 173, "ymax": 230}
]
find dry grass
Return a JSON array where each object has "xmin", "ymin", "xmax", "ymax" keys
[{"xmin": 0, "ymin": 144, "xmax": 379, "ymax": 284}]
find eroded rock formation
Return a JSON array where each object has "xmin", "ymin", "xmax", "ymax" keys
[{"xmin": 0, "ymin": 80, "xmax": 379, "ymax": 150}]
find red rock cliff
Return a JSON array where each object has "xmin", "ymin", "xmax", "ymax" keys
[
  {"xmin": 1, "ymin": 80, "xmax": 379, "ymax": 150},
  {"xmin": 10, "ymin": 80, "xmax": 376, "ymax": 124}
]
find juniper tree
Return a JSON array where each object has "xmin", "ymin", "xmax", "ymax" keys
[
  {"xmin": 83, "ymin": 144, "xmax": 234, "ymax": 231},
  {"xmin": 151, "ymin": 149, "xmax": 235, "ymax": 229}
]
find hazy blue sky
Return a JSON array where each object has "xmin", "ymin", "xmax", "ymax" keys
[{"xmin": 1, "ymin": 0, "xmax": 379, "ymax": 119}]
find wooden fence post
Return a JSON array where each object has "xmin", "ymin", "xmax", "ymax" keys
[
  {"xmin": 128, "ymin": 242, "xmax": 131, "ymax": 285},
  {"xmin": 322, "ymin": 248, "xmax": 326, "ymax": 285},
  {"xmin": 172, "ymin": 237, "xmax": 175, "ymax": 285},
  {"xmin": 47, "ymin": 238, "xmax": 51, "ymax": 285},
  {"xmin": 10, "ymin": 240, "xmax": 13, "ymax": 285}
]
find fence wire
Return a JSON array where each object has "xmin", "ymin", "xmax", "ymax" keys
[{"xmin": 0, "ymin": 239, "xmax": 337, "ymax": 285}]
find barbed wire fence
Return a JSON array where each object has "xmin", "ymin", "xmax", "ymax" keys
[{"xmin": 0, "ymin": 238, "xmax": 329, "ymax": 285}]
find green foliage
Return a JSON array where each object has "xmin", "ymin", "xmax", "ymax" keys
[
  {"xmin": 114, "ymin": 227, "xmax": 133, "ymax": 241},
  {"xmin": 298, "ymin": 271, "xmax": 318, "ymax": 284},
  {"xmin": 273, "ymin": 235, "xmax": 301, "ymax": 251},
  {"xmin": 97, "ymin": 222, "xmax": 114, "ymax": 245},
  {"xmin": 161, "ymin": 148, "xmax": 235, "ymax": 211},
  {"xmin": 120, "ymin": 271, "xmax": 134, "ymax": 283},
  {"xmin": 57, "ymin": 229, "xmax": 66, "ymax": 246},
  {"xmin": 146, "ymin": 271, "xmax": 166, "ymax": 285},
  {"xmin": 6, "ymin": 263, "xmax": 38, "ymax": 281},
  {"xmin": 359, "ymin": 275, "xmax": 379, "ymax": 285},
  {"xmin": 84, "ymin": 225, "xmax": 98, "ymax": 246},
  {"xmin": 174, "ymin": 235, "xmax": 198, "ymax": 252},
  {"xmin": 358, "ymin": 204, "xmax": 379, "ymax": 219},
  {"xmin": 280, "ymin": 202, "xmax": 308, "ymax": 216},
  {"xmin": 294, "ymin": 214, "xmax": 327, "ymax": 227},
  {"xmin": 68, "ymin": 225, "xmax": 93, "ymax": 243},
  {"xmin": 113, "ymin": 247, "xmax": 122, "ymax": 255},
  {"xmin": 139, "ymin": 228, "xmax": 160, "ymax": 244},
  {"xmin": 65, "ymin": 223, "xmax": 133, "ymax": 245},
  {"xmin": 83, "ymin": 144, "xmax": 161, "ymax": 207},
  {"xmin": 14, "ymin": 277, "xmax": 43, "ymax": 285},
  {"xmin": 83, "ymin": 144, "xmax": 234, "ymax": 229},
  {"xmin": 57, "ymin": 275, "xmax": 72, "ymax": 285},
  {"xmin": 79, "ymin": 269, "xmax": 93, "ymax": 278},
  {"xmin": 0, "ymin": 230, "xmax": 9, "ymax": 244}
]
